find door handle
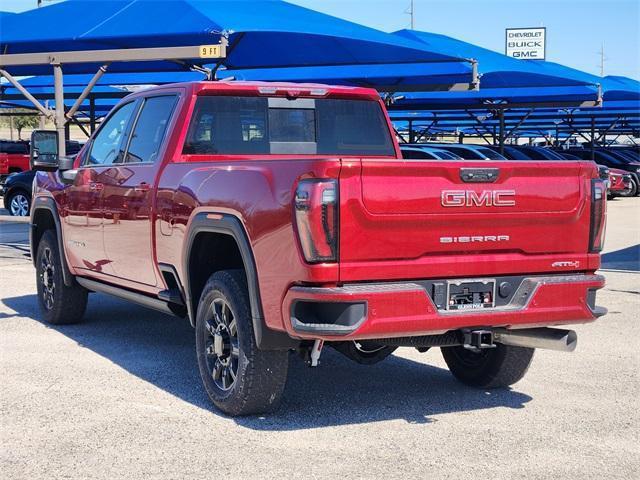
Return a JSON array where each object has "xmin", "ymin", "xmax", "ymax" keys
[
  {"xmin": 89, "ymin": 182, "xmax": 104, "ymax": 191},
  {"xmin": 134, "ymin": 182, "xmax": 151, "ymax": 192}
]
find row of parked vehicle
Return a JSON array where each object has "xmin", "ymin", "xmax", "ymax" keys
[
  {"xmin": 1, "ymin": 138, "xmax": 638, "ymax": 217},
  {"xmin": 400, "ymin": 143, "xmax": 640, "ymax": 198},
  {"xmin": 0, "ymin": 139, "xmax": 83, "ymax": 216}
]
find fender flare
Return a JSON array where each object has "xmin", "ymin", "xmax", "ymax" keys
[
  {"xmin": 30, "ymin": 196, "xmax": 75, "ymax": 287},
  {"xmin": 183, "ymin": 212, "xmax": 298, "ymax": 351}
]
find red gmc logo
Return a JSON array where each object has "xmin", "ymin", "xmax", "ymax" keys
[{"xmin": 441, "ymin": 190, "xmax": 516, "ymax": 207}]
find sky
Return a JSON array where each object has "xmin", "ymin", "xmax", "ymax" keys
[{"xmin": 2, "ymin": 0, "xmax": 639, "ymax": 80}]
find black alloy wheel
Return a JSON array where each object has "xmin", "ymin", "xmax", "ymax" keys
[{"xmin": 204, "ymin": 297, "xmax": 240, "ymax": 391}]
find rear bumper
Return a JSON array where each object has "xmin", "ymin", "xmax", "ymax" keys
[{"xmin": 282, "ymin": 274, "xmax": 606, "ymax": 340}]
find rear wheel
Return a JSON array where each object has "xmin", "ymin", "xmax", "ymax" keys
[
  {"xmin": 441, "ymin": 344, "xmax": 534, "ymax": 388},
  {"xmin": 195, "ymin": 270, "xmax": 289, "ymax": 416},
  {"xmin": 36, "ymin": 230, "xmax": 88, "ymax": 325}
]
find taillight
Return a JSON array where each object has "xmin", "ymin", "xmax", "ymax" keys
[
  {"xmin": 589, "ymin": 179, "xmax": 606, "ymax": 253},
  {"xmin": 294, "ymin": 179, "xmax": 338, "ymax": 263}
]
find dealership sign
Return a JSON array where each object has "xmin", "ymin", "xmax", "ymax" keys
[{"xmin": 505, "ymin": 27, "xmax": 546, "ymax": 60}]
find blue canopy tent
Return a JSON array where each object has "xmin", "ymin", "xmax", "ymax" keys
[
  {"xmin": 388, "ymin": 75, "xmax": 639, "ymax": 134},
  {"xmin": 395, "ymin": 29, "xmax": 599, "ymax": 89},
  {"xmin": 385, "ymin": 32, "xmax": 639, "ymax": 150},
  {"xmin": 0, "ymin": 0, "xmax": 478, "ymax": 154},
  {"xmin": 389, "ymin": 30, "xmax": 602, "ymax": 109},
  {"xmin": 0, "ymin": 0, "xmax": 476, "ymax": 88},
  {"xmin": 390, "ymin": 104, "xmax": 640, "ymax": 145},
  {"xmin": 218, "ymin": 62, "xmax": 473, "ymax": 93}
]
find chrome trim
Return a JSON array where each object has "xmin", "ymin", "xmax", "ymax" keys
[
  {"xmin": 437, "ymin": 274, "xmax": 604, "ymax": 315},
  {"xmin": 290, "ymin": 274, "xmax": 604, "ymax": 317}
]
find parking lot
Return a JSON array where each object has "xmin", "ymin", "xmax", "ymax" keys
[{"xmin": 0, "ymin": 197, "xmax": 637, "ymax": 479}]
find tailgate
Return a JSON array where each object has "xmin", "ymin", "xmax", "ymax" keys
[{"xmin": 339, "ymin": 159, "xmax": 595, "ymax": 281}]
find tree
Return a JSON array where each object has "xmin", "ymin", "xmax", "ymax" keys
[{"xmin": 13, "ymin": 112, "xmax": 41, "ymax": 140}]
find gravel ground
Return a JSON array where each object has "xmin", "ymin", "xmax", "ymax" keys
[{"xmin": 0, "ymin": 198, "xmax": 638, "ymax": 480}]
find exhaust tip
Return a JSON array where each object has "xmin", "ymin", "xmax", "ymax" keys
[{"xmin": 494, "ymin": 328, "xmax": 578, "ymax": 352}]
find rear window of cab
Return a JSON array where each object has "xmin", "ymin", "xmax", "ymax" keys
[{"xmin": 183, "ymin": 95, "xmax": 395, "ymax": 156}]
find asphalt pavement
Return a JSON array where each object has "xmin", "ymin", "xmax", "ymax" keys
[{"xmin": 0, "ymin": 198, "xmax": 638, "ymax": 479}]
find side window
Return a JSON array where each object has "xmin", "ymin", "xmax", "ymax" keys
[
  {"xmin": 86, "ymin": 102, "xmax": 136, "ymax": 166},
  {"xmin": 183, "ymin": 96, "xmax": 269, "ymax": 154},
  {"xmin": 125, "ymin": 95, "xmax": 178, "ymax": 164}
]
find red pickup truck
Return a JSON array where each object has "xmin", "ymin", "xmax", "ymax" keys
[
  {"xmin": 30, "ymin": 81, "xmax": 607, "ymax": 415},
  {"xmin": 0, "ymin": 140, "xmax": 30, "ymax": 173}
]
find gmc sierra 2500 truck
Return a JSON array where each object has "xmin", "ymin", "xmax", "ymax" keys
[{"xmin": 30, "ymin": 81, "xmax": 607, "ymax": 416}]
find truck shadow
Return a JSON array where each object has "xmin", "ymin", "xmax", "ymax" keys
[
  {"xmin": 2, "ymin": 292, "xmax": 532, "ymax": 430},
  {"xmin": 601, "ymin": 244, "xmax": 640, "ymax": 272}
]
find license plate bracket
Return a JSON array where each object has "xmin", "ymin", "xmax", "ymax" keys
[{"xmin": 446, "ymin": 279, "xmax": 496, "ymax": 311}]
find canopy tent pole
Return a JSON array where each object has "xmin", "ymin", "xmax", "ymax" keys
[
  {"xmin": 393, "ymin": 127, "xmax": 408, "ymax": 143},
  {"xmin": 498, "ymin": 109, "xmax": 505, "ymax": 155},
  {"xmin": 68, "ymin": 115, "xmax": 90, "ymax": 138},
  {"xmin": 606, "ymin": 133, "xmax": 621, "ymax": 147},
  {"xmin": 53, "ymin": 63, "xmax": 66, "ymax": 157},
  {"xmin": 504, "ymin": 110, "xmax": 533, "ymax": 142},
  {"xmin": 472, "ymin": 127, "xmax": 493, "ymax": 146},
  {"xmin": 415, "ymin": 120, "xmax": 437, "ymax": 142},
  {"xmin": 596, "ymin": 116, "xmax": 622, "ymax": 143},
  {"xmin": 89, "ymin": 96, "xmax": 96, "ymax": 134},
  {"xmin": 66, "ymin": 64, "xmax": 110, "ymax": 120},
  {"xmin": 0, "ymin": 68, "xmax": 53, "ymax": 118},
  {"xmin": 590, "ymin": 117, "xmax": 595, "ymax": 161},
  {"xmin": 470, "ymin": 59, "xmax": 480, "ymax": 91},
  {"xmin": 64, "ymin": 119, "xmax": 70, "ymax": 142},
  {"xmin": 408, "ymin": 120, "xmax": 415, "ymax": 143}
]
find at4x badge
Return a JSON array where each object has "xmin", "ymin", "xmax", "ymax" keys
[{"xmin": 551, "ymin": 261, "xmax": 581, "ymax": 268}]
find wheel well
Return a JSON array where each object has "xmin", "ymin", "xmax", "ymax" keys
[
  {"xmin": 7, "ymin": 187, "xmax": 30, "ymax": 198},
  {"xmin": 8, "ymin": 167, "xmax": 22, "ymax": 174},
  {"xmin": 188, "ymin": 232, "xmax": 245, "ymax": 322},
  {"xmin": 32, "ymin": 208, "xmax": 56, "ymax": 257}
]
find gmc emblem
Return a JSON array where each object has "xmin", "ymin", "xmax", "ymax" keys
[{"xmin": 441, "ymin": 190, "xmax": 516, "ymax": 207}]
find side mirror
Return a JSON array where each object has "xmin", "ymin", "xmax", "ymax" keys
[{"xmin": 30, "ymin": 130, "xmax": 59, "ymax": 171}]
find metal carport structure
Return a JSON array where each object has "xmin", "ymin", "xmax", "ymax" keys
[
  {"xmin": 389, "ymin": 75, "xmax": 639, "ymax": 149},
  {"xmin": 0, "ymin": 0, "xmax": 478, "ymax": 155},
  {"xmin": 383, "ymin": 30, "xmax": 609, "ymax": 154}
]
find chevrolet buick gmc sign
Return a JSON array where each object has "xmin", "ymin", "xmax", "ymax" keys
[{"xmin": 505, "ymin": 27, "xmax": 546, "ymax": 60}]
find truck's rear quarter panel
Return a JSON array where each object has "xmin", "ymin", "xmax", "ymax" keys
[{"xmin": 155, "ymin": 157, "xmax": 341, "ymax": 332}]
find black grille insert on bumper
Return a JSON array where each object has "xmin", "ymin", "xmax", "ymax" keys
[{"xmin": 291, "ymin": 300, "xmax": 366, "ymax": 335}]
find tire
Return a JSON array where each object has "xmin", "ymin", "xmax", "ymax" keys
[
  {"xmin": 36, "ymin": 230, "xmax": 88, "ymax": 325},
  {"xmin": 618, "ymin": 177, "xmax": 637, "ymax": 197},
  {"xmin": 7, "ymin": 189, "xmax": 31, "ymax": 216},
  {"xmin": 195, "ymin": 270, "xmax": 289, "ymax": 416},
  {"xmin": 441, "ymin": 344, "xmax": 534, "ymax": 388}
]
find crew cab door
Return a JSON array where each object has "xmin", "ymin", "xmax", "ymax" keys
[
  {"xmin": 63, "ymin": 101, "xmax": 137, "ymax": 276},
  {"xmin": 101, "ymin": 94, "xmax": 179, "ymax": 286}
]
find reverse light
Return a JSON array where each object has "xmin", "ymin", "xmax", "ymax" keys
[
  {"xmin": 294, "ymin": 179, "xmax": 338, "ymax": 263},
  {"xmin": 589, "ymin": 179, "xmax": 607, "ymax": 253}
]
